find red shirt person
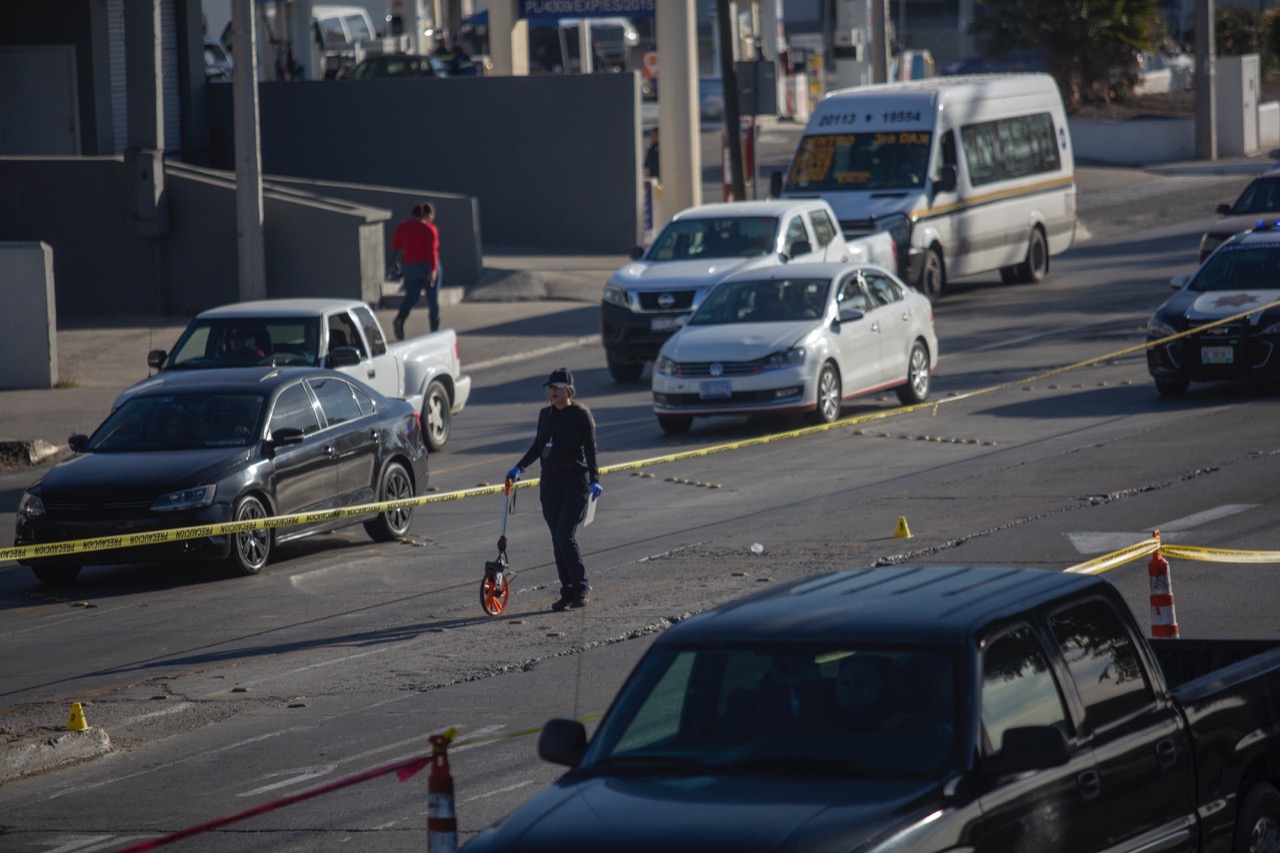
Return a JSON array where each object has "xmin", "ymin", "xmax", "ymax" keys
[{"xmin": 390, "ymin": 202, "xmax": 441, "ymax": 339}]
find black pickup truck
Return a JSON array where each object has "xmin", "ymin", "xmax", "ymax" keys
[{"xmin": 464, "ymin": 567, "xmax": 1280, "ymax": 853}]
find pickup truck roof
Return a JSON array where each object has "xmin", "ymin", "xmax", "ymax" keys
[
  {"xmin": 671, "ymin": 566, "xmax": 1103, "ymax": 645},
  {"xmin": 196, "ymin": 298, "xmax": 367, "ymax": 318},
  {"xmin": 668, "ymin": 199, "xmax": 836, "ymax": 221}
]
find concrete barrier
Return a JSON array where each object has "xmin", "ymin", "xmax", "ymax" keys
[{"xmin": 0, "ymin": 242, "xmax": 57, "ymax": 390}]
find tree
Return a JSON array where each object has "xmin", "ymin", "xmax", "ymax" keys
[{"xmin": 970, "ymin": 0, "xmax": 1162, "ymax": 111}]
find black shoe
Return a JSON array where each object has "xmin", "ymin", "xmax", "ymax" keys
[
  {"xmin": 393, "ymin": 316, "xmax": 405, "ymax": 341},
  {"xmin": 565, "ymin": 595, "xmax": 588, "ymax": 609},
  {"xmin": 551, "ymin": 596, "xmax": 572, "ymax": 612}
]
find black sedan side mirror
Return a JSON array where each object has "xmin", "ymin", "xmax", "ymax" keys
[
  {"xmin": 68, "ymin": 434, "xmax": 88, "ymax": 453},
  {"xmin": 147, "ymin": 349, "xmax": 167, "ymax": 370},
  {"xmin": 327, "ymin": 347, "xmax": 361, "ymax": 368},
  {"xmin": 985, "ymin": 725, "xmax": 1070, "ymax": 776},
  {"xmin": 269, "ymin": 427, "xmax": 306, "ymax": 447},
  {"xmin": 538, "ymin": 717, "xmax": 588, "ymax": 767},
  {"xmin": 1171, "ymin": 274, "xmax": 1189, "ymax": 290},
  {"xmin": 1217, "ymin": 203, "xmax": 1232, "ymax": 216},
  {"xmin": 629, "ymin": 245, "xmax": 645, "ymax": 261}
]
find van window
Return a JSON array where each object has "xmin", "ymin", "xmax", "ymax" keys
[
  {"xmin": 785, "ymin": 131, "xmax": 933, "ymax": 193},
  {"xmin": 318, "ymin": 17, "xmax": 347, "ymax": 48},
  {"xmin": 960, "ymin": 113, "xmax": 1061, "ymax": 187},
  {"xmin": 342, "ymin": 13, "xmax": 372, "ymax": 42}
]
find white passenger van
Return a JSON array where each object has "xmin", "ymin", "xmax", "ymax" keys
[{"xmin": 773, "ymin": 73, "xmax": 1076, "ymax": 301}]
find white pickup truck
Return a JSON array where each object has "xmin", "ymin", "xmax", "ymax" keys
[
  {"xmin": 601, "ymin": 198, "xmax": 897, "ymax": 381},
  {"xmin": 116, "ymin": 298, "xmax": 471, "ymax": 452}
]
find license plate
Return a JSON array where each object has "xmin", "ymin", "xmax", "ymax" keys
[
  {"xmin": 651, "ymin": 316, "xmax": 679, "ymax": 332},
  {"xmin": 699, "ymin": 380, "xmax": 732, "ymax": 399},
  {"xmin": 1201, "ymin": 346, "xmax": 1234, "ymax": 365}
]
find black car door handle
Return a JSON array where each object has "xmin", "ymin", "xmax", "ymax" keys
[
  {"xmin": 324, "ymin": 445, "xmax": 336, "ymax": 458},
  {"xmin": 1077, "ymin": 769, "xmax": 1101, "ymax": 800},
  {"xmin": 370, "ymin": 429, "xmax": 379, "ymax": 442},
  {"xmin": 1156, "ymin": 738, "xmax": 1179, "ymax": 769}
]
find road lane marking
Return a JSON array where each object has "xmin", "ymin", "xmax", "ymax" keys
[
  {"xmin": 460, "ymin": 780, "xmax": 535, "ymax": 803},
  {"xmin": 1067, "ymin": 504, "xmax": 1259, "ymax": 553}
]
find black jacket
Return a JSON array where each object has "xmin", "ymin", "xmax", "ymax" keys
[{"xmin": 516, "ymin": 403, "xmax": 599, "ymax": 486}]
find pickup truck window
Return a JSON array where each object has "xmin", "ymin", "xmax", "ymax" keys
[
  {"xmin": 808, "ymin": 209, "xmax": 837, "ymax": 248},
  {"xmin": 352, "ymin": 305, "xmax": 388, "ymax": 356},
  {"xmin": 1048, "ymin": 598, "xmax": 1153, "ymax": 731},
  {"xmin": 328, "ymin": 314, "xmax": 366, "ymax": 357},
  {"xmin": 981, "ymin": 625, "xmax": 1069, "ymax": 755},
  {"xmin": 268, "ymin": 383, "xmax": 322, "ymax": 436},
  {"xmin": 784, "ymin": 216, "xmax": 809, "ymax": 255}
]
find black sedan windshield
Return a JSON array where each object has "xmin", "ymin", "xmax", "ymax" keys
[
  {"xmin": 582, "ymin": 644, "xmax": 959, "ymax": 780},
  {"xmin": 1229, "ymin": 176, "xmax": 1280, "ymax": 215},
  {"xmin": 1191, "ymin": 243, "xmax": 1280, "ymax": 292},
  {"xmin": 689, "ymin": 278, "xmax": 830, "ymax": 325},
  {"xmin": 88, "ymin": 393, "xmax": 265, "ymax": 451}
]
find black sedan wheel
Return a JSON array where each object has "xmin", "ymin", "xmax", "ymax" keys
[
  {"xmin": 422, "ymin": 380, "xmax": 451, "ymax": 452},
  {"xmin": 896, "ymin": 342, "xmax": 931, "ymax": 405},
  {"xmin": 32, "ymin": 565, "xmax": 82, "ymax": 585},
  {"xmin": 226, "ymin": 494, "xmax": 271, "ymax": 576},
  {"xmin": 607, "ymin": 356, "xmax": 645, "ymax": 383},
  {"xmin": 806, "ymin": 362, "xmax": 842, "ymax": 425},
  {"xmin": 1155, "ymin": 377, "xmax": 1190, "ymax": 397},
  {"xmin": 365, "ymin": 461, "xmax": 414, "ymax": 542},
  {"xmin": 657, "ymin": 414, "xmax": 692, "ymax": 435}
]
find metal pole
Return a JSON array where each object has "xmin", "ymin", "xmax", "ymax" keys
[
  {"xmin": 232, "ymin": 0, "xmax": 268, "ymax": 300},
  {"xmin": 717, "ymin": 1, "xmax": 746, "ymax": 201},
  {"xmin": 1195, "ymin": 0, "xmax": 1217, "ymax": 160}
]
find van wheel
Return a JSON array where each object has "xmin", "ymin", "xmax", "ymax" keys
[
  {"xmin": 607, "ymin": 356, "xmax": 644, "ymax": 383},
  {"xmin": 1005, "ymin": 228, "xmax": 1048, "ymax": 284},
  {"xmin": 422, "ymin": 380, "xmax": 451, "ymax": 452},
  {"xmin": 919, "ymin": 248, "xmax": 945, "ymax": 302},
  {"xmin": 1233, "ymin": 781, "xmax": 1280, "ymax": 853}
]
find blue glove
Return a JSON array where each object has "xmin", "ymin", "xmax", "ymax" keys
[
  {"xmin": 506, "ymin": 466, "xmax": 522, "ymax": 482},
  {"xmin": 589, "ymin": 482, "xmax": 603, "ymax": 500}
]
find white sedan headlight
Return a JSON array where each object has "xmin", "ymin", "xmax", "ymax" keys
[
  {"xmin": 655, "ymin": 355, "xmax": 678, "ymax": 376},
  {"xmin": 152, "ymin": 485, "xmax": 217, "ymax": 512},
  {"xmin": 761, "ymin": 347, "xmax": 806, "ymax": 371},
  {"xmin": 18, "ymin": 491, "xmax": 45, "ymax": 517},
  {"xmin": 603, "ymin": 284, "xmax": 630, "ymax": 308}
]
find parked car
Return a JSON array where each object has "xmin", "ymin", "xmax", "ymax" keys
[
  {"xmin": 118, "ymin": 298, "xmax": 471, "ymax": 452},
  {"xmin": 15, "ymin": 367, "xmax": 429, "ymax": 584},
  {"xmin": 344, "ymin": 53, "xmax": 448, "ymax": 78},
  {"xmin": 650, "ymin": 261, "xmax": 936, "ymax": 434},
  {"xmin": 203, "ymin": 36, "xmax": 233, "ymax": 81},
  {"xmin": 464, "ymin": 566, "xmax": 1280, "ymax": 853},
  {"xmin": 1148, "ymin": 221, "xmax": 1280, "ymax": 396},
  {"xmin": 1199, "ymin": 167, "xmax": 1280, "ymax": 262},
  {"xmin": 602, "ymin": 199, "xmax": 897, "ymax": 383}
]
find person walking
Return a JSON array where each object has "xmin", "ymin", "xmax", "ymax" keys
[
  {"xmin": 389, "ymin": 202, "xmax": 440, "ymax": 340},
  {"xmin": 506, "ymin": 368, "xmax": 603, "ymax": 611},
  {"xmin": 643, "ymin": 127, "xmax": 660, "ymax": 181}
]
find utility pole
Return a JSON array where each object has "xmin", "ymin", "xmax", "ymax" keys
[
  {"xmin": 717, "ymin": 1, "xmax": 746, "ymax": 201},
  {"xmin": 1195, "ymin": 0, "xmax": 1216, "ymax": 160},
  {"xmin": 232, "ymin": 0, "xmax": 268, "ymax": 300}
]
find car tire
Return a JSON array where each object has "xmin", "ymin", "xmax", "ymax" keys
[
  {"xmin": 657, "ymin": 414, "xmax": 692, "ymax": 435},
  {"xmin": 1155, "ymin": 378, "xmax": 1190, "ymax": 397},
  {"xmin": 32, "ymin": 565, "xmax": 82, "ymax": 585},
  {"xmin": 806, "ymin": 362, "xmax": 842, "ymax": 425},
  {"xmin": 1010, "ymin": 227, "xmax": 1048, "ymax": 284},
  {"xmin": 422, "ymin": 380, "xmax": 451, "ymax": 452},
  {"xmin": 226, "ymin": 494, "xmax": 271, "ymax": 576},
  {"xmin": 895, "ymin": 341, "xmax": 931, "ymax": 405},
  {"xmin": 607, "ymin": 356, "xmax": 645, "ymax": 383},
  {"xmin": 365, "ymin": 461, "xmax": 414, "ymax": 542},
  {"xmin": 1233, "ymin": 781, "xmax": 1280, "ymax": 853},
  {"xmin": 919, "ymin": 247, "xmax": 945, "ymax": 302}
]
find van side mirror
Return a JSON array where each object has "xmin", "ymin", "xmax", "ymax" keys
[
  {"xmin": 629, "ymin": 245, "xmax": 645, "ymax": 260},
  {"xmin": 936, "ymin": 165, "xmax": 957, "ymax": 194},
  {"xmin": 770, "ymin": 171, "xmax": 783, "ymax": 198}
]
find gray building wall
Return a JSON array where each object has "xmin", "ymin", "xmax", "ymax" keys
[{"xmin": 205, "ymin": 72, "xmax": 643, "ymax": 252}]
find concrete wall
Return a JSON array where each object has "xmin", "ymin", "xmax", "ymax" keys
[
  {"xmin": 0, "ymin": 243, "xmax": 57, "ymax": 389},
  {"xmin": 206, "ymin": 73, "xmax": 643, "ymax": 252},
  {"xmin": 1069, "ymin": 117, "xmax": 1197, "ymax": 166},
  {"xmin": 0, "ymin": 157, "xmax": 446, "ymax": 319}
]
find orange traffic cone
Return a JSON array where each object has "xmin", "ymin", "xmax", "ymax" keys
[
  {"xmin": 427, "ymin": 728, "xmax": 457, "ymax": 852},
  {"xmin": 66, "ymin": 702, "xmax": 89, "ymax": 731},
  {"xmin": 1148, "ymin": 531, "xmax": 1178, "ymax": 638}
]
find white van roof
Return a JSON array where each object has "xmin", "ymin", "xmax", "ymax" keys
[{"xmin": 822, "ymin": 72, "xmax": 1060, "ymax": 101}]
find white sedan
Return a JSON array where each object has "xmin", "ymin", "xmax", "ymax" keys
[{"xmin": 651, "ymin": 262, "xmax": 937, "ymax": 434}]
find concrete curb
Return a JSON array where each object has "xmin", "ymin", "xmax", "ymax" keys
[
  {"xmin": 0, "ymin": 727, "xmax": 111, "ymax": 783},
  {"xmin": 0, "ymin": 439, "xmax": 61, "ymax": 469}
]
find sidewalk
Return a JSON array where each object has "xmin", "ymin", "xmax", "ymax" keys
[{"xmin": 1, "ymin": 152, "xmax": 1273, "ymax": 468}]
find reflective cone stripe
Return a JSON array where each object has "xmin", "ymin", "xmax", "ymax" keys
[
  {"xmin": 427, "ymin": 732, "xmax": 457, "ymax": 853},
  {"xmin": 1147, "ymin": 533, "xmax": 1179, "ymax": 639}
]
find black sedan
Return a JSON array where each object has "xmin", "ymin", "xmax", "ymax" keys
[
  {"xmin": 1147, "ymin": 221, "xmax": 1280, "ymax": 396},
  {"xmin": 1199, "ymin": 168, "xmax": 1280, "ymax": 262},
  {"xmin": 14, "ymin": 367, "xmax": 428, "ymax": 584}
]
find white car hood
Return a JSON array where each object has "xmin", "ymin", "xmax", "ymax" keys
[
  {"xmin": 610, "ymin": 257, "xmax": 774, "ymax": 289},
  {"xmin": 1187, "ymin": 289, "xmax": 1280, "ymax": 321},
  {"xmin": 663, "ymin": 321, "xmax": 817, "ymax": 361}
]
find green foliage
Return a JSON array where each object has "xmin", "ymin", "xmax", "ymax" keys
[
  {"xmin": 1216, "ymin": 6, "xmax": 1263, "ymax": 58},
  {"xmin": 971, "ymin": 0, "xmax": 1161, "ymax": 110}
]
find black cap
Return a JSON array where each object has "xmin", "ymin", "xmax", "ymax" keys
[{"xmin": 543, "ymin": 367, "xmax": 573, "ymax": 387}]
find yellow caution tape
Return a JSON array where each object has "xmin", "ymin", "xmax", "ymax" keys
[
  {"xmin": 1162, "ymin": 544, "xmax": 1280, "ymax": 563},
  {"xmin": 9, "ymin": 295, "xmax": 1280, "ymax": 567},
  {"xmin": 1064, "ymin": 538, "xmax": 1161, "ymax": 575}
]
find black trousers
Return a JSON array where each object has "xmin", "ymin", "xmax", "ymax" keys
[{"xmin": 540, "ymin": 477, "xmax": 589, "ymax": 596}]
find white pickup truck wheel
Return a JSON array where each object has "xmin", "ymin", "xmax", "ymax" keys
[{"xmin": 422, "ymin": 380, "xmax": 451, "ymax": 452}]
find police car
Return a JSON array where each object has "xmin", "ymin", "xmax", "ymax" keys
[{"xmin": 1147, "ymin": 221, "xmax": 1280, "ymax": 396}]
